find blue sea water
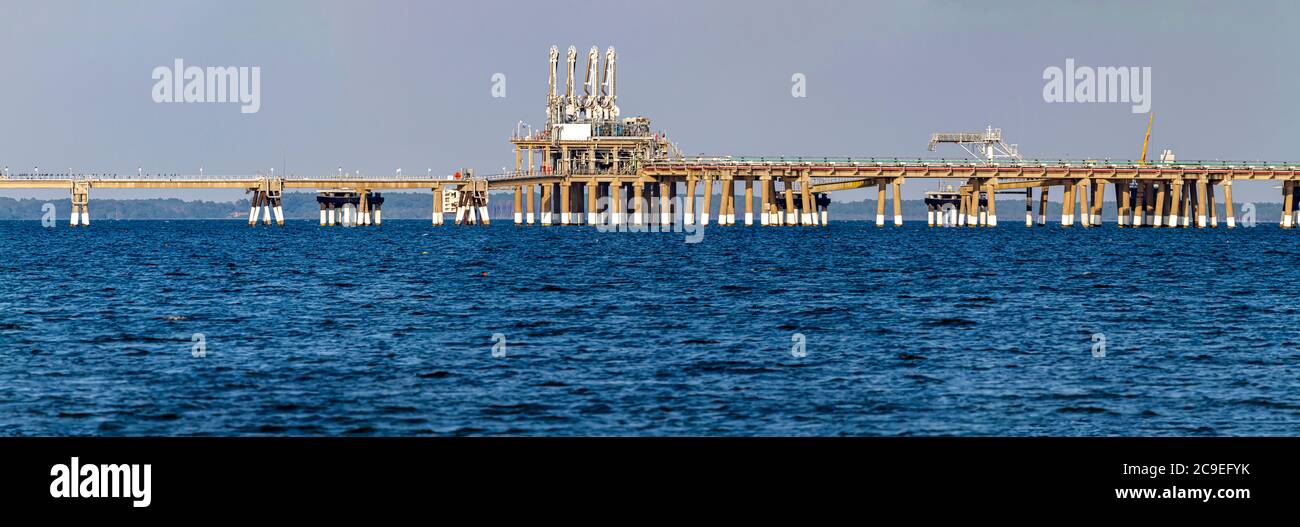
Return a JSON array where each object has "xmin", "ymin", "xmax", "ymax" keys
[{"xmin": 1, "ymin": 219, "xmax": 1298, "ymax": 436}]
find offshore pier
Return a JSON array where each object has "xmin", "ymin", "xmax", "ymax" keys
[{"xmin": 4, "ymin": 45, "xmax": 1300, "ymax": 229}]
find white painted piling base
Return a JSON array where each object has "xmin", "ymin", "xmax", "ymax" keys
[
  {"xmin": 515, "ymin": 212, "xmax": 523, "ymax": 224},
  {"xmin": 760, "ymin": 212, "xmax": 769, "ymax": 226},
  {"xmin": 822, "ymin": 211, "xmax": 829, "ymax": 225},
  {"xmin": 1197, "ymin": 215, "xmax": 1207, "ymax": 228},
  {"xmin": 320, "ymin": 210, "xmax": 327, "ymax": 226},
  {"xmin": 70, "ymin": 210, "xmax": 79, "ymax": 227},
  {"xmin": 1227, "ymin": 217, "xmax": 1236, "ymax": 228},
  {"xmin": 541, "ymin": 212, "xmax": 552, "ymax": 226},
  {"xmin": 81, "ymin": 211, "xmax": 89, "ymax": 226},
  {"xmin": 699, "ymin": 214, "xmax": 710, "ymax": 226},
  {"xmin": 478, "ymin": 206, "xmax": 490, "ymax": 224},
  {"xmin": 560, "ymin": 213, "xmax": 571, "ymax": 225},
  {"xmin": 987, "ymin": 215, "xmax": 998, "ymax": 227},
  {"xmin": 1025, "ymin": 213, "xmax": 1033, "ymax": 227},
  {"xmin": 525, "ymin": 212, "xmax": 535, "ymax": 224},
  {"xmin": 1092, "ymin": 214, "xmax": 1101, "ymax": 225},
  {"xmin": 875, "ymin": 214, "xmax": 884, "ymax": 227},
  {"xmin": 274, "ymin": 206, "xmax": 285, "ymax": 226},
  {"xmin": 248, "ymin": 207, "xmax": 258, "ymax": 225},
  {"xmin": 893, "ymin": 214, "xmax": 902, "ymax": 227},
  {"xmin": 661, "ymin": 212, "xmax": 671, "ymax": 225},
  {"xmin": 744, "ymin": 213, "xmax": 753, "ymax": 226}
]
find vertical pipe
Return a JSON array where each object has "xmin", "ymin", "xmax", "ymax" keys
[
  {"xmin": 589, "ymin": 182, "xmax": 600, "ymax": 225},
  {"xmin": 759, "ymin": 178, "xmax": 770, "ymax": 226}
]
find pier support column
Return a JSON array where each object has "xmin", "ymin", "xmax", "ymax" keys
[
  {"xmin": 589, "ymin": 181, "xmax": 600, "ymax": 226},
  {"xmin": 1038, "ymin": 186, "xmax": 1049, "ymax": 226},
  {"xmin": 540, "ymin": 184, "xmax": 553, "ymax": 226},
  {"xmin": 1061, "ymin": 181, "xmax": 1074, "ymax": 227},
  {"xmin": 319, "ymin": 202, "xmax": 327, "ymax": 226},
  {"xmin": 744, "ymin": 179, "xmax": 754, "ymax": 226},
  {"xmin": 784, "ymin": 179, "xmax": 796, "ymax": 225},
  {"xmin": 1116, "ymin": 182, "xmax": 1129, "ymax": 227},
  {"xmin": 1285, "ymin": 182, "xmax": 1295, "ymax": 229},
  {"xmin": 525, "ymin": 185, "xmax": 536, "ymax": 224},
  {"xmin": 247, "ymin": 192, "xmax": 259, "ymax": 226},
  {"xmin": 431, "ymin": 188, "xmax": 442, "ymax": 225},
  {"xmin": 633, "ymin": 182, "xmax": 644, "ymax": 226},
  {"xmin": 1169, "ymin": 180, "xmax": 1184, "ymax": 229},
  {"xmin": 801, "ymin": 177, "xmax": 814, "ymax": 226},
  {"xmin": 892, "ymin": 178, "xmax": 904, "ymax": 227},
  {"xmin": 1091, "ymin": 180, "xmax": 1105, "ymax": 226},
  {"xmin": 875, "ymin": 180, "xmax": 887, "ymax": 227},
  {"xmin": 985, "ymin": 180, "xmax": 997, "ymax": 227},
  {"xmin": 1153, "ymin": 181, "xmax": 1167, "ymax": 227},
  {"xmin": 1181, "ymin": 183, "xmax": 1193, "ymax": 227},
  {"xmin": 1077, "ymin": 180, "xmax": 1090, "ymax": 227},
  {"xmin": 1016, "ymin": 189, "xmax": 1030, "ymax": 227},
  {"xmin": 1196, "ymin": 179, "xmax": 1209, "ymax": 228},
  {"xmin": 759, "ymin": 177, "xmax": 770, "ymax": 226},
  {"xmin": 560, "ymin": 182, "xmax": 572, "ymax": 225},
  {"xmin": 610, "ymin": 181, "xmax": 623, "ymax": 226},
  {"xmin": 1132, "ymin": 183, "xmax": 1145, "ymax": 227},
  {"xmin": 1207, "ymin": 182, "xmax": 1218, "ymax": 227},
  {"xmin": 659, "ymin": 181, "xmax": 671, "ymax": 226},
  {"xmin": 700, "ymin": 178, "xmax": 713, "ymax": 226},
  {"xmin": 684, "ymin": 178, "xmax": 696, "ymax": 226},
  {"xmin": 514, "ymin": 186, "xmax": 523, "ymax": 225},
  {"xmin": 1224, "ymin": 179, "xmax": 1236, "ymax": 228}
]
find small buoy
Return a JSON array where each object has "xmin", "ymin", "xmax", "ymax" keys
[{"xmin": 481, "ymin": 272, "xmax": 488, "ymax": 277}]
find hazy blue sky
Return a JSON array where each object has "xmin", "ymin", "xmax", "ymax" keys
[{"xmin": 2, "ymin": 0, "xmax": 1297, "ymax": 201}]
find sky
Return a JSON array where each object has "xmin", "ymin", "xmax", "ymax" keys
[{"xmin": 1, "ymin": 0, "xmax": 1297, "ymax": 202}]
